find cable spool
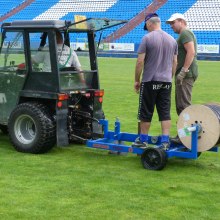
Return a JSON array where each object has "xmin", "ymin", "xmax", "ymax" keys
[{"xmin": 177, "ymin": 104, "xmax": 220, "ymax": 152}]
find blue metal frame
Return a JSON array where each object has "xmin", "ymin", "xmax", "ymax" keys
[{"xmin": 86, "ymin": 119, "xmax": 218, "ymax": 159}]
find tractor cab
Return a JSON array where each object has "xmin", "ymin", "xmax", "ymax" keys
[{"xmin": 0, "ymin": 18, "xmax": 126, "ymax": 153}]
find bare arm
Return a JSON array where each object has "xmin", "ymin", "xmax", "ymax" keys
[
  {"xmin": 183, "ymin": 41, "xmax": 195, "ymax": 71},
  {"xmin": 72, "ymin": 51, "xmax": 85, "ymax": 83},
  {"xmin": 76, "ymin": 66, "xmax": 86, "ymax": 83},
  {"xmin": 134, "ymin": 53, "xmax": 145, "ymax": 93}
]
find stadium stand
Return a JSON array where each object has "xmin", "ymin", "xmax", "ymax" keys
[
  {"xmin": 0, "ymin": 0, "xmax": 219, "ymax": 60},
  {"xmin": 0, "ymin": 0, "xmax": 35, "ymax": 22},
  {"xmin": 0, "ymin": 0, "xmax": 24, "ymax": 17}
]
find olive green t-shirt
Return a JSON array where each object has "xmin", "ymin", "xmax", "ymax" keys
[{"xmin": 176, "ymin": 29, "xmax": 198, "ymax": 79}]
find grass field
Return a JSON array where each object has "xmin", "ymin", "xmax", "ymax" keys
[{"xmin": 0, "ymin": 59, "xmax": 220, "ymax": 219}]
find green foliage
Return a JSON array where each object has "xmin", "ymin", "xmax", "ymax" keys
[{"xmin": 0, "ymin": 59, "xmax": 220, "ymax": 219}]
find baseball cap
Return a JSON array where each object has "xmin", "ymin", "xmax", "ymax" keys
[
  {"xmin": 143, "ymin": 13, "xmax": 159, "ymax": 30},
  {"xmin": 166, "ymin": 13, "xmax": 186, "ymax": 24}
]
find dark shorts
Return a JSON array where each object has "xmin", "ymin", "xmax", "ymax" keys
[{"xmin": 138, "ymin": 81, "xmax": 172, "ymax": 122}]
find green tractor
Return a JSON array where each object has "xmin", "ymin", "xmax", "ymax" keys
[{"xmin": 0, "ymin": 18, "xmax": 126, "ymax": 153}]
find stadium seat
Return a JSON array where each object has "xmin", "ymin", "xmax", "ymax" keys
[{"xmin": 0, "ymin": 0, "xmax": 219, "ymax": 52}]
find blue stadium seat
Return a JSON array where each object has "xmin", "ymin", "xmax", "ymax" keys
[{"xmin": 0, "ymin": 0, "xmax": 219, "ymax": 49}]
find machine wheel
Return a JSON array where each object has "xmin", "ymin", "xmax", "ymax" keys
[
  {"xmin": 8, "ymin": 102, "xmax": 56, "ymax": 154},
  {"xmin": 0, "ymin": 124, "xmax": 8, "ymax": 134},
  {"xmin": 141, "ymin": 147, "xmax": 167, "ymax": 170}
]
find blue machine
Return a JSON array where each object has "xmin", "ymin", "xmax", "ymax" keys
[{"xmin": 86, "ymin": 119, "xmax": 218, "ymax": 170}]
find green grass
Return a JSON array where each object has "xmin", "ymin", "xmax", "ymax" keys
[{"xmin": 1, "ymin": 59, "xmax": 220, "ymax": 219}]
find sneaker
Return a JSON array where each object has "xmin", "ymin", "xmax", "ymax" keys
[
  {"xmin": 170, "ymin": 135, "xmax": 182, "ymax": 144},
  {"xmin": 132, "ymin": 137, "xmax": 148, "ymax": 149},
  {"xmin": 160, "ymin": 142, "xmax": 170, "ymax": 150}
]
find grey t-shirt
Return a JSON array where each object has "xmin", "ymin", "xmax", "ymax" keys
[{"xmin": 138, "ymin": 30, "xmax": 178, "ymax": 82}]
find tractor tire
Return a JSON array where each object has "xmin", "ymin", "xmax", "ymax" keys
[
  {"xmin": 8, "ymin": 102, "xmax": 56, "ymax": 154},
  {"xmin": 0, "ymin": 124, "xmax": 8, "ymax": 134},
  {"xmin": 141, "ymin": 147, "xmax": 167, "ymax": 170}
]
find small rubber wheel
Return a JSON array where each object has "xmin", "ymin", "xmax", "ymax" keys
[{"xmin": 141, "ymin": 147, "xmax": 167, "ymax": 170}]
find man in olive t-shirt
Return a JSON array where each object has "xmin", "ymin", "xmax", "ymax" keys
[{"xmin": 166, "ymin": 13, "xmax": 198, "ymax": 116}]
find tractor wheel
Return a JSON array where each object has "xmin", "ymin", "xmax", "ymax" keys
[
  {"xmin": 141, "ymin": 147, "xmax": 167, "ymax": 170},
  {"xmin": 0, "ymin": 124, "xmax": 8, "ymax": 134},
  {"xmin": 8, "ymin": 102, "xmax": 56, "ymax": 154}
]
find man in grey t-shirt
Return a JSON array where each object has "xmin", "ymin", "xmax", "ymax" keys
[
  {"xmin": 133, "ymin": 13, "xmax": 178, "ymax": 148},
  {"xmin": 32, "ymin": 31, "xmax": 82, "ymax": 72}
]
